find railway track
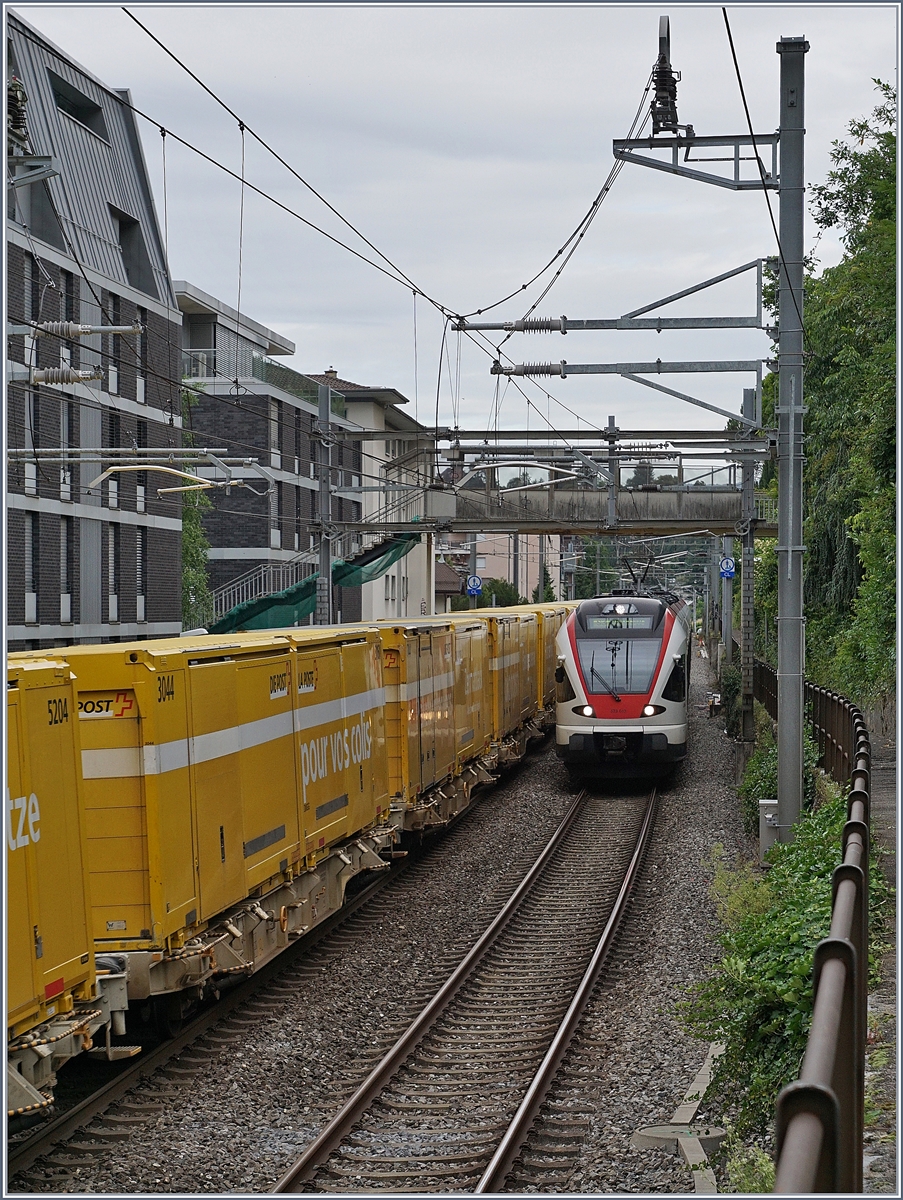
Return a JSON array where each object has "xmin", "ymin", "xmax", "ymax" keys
[
  {"xmin": 7, "ymin": 870, "xmax": 399, "ymax": 1184},
  {"xmin": 8, "ymin": 766, "xmax": 559, "ymax": 1192},
  {"xmin": 274, "ymin": 787, "xmax": 657, "ymax": 1193}
]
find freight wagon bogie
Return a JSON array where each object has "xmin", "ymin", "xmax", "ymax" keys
[{"xmin": 120, "ymin": 830, "xmax": 392, "ymax": 1011}]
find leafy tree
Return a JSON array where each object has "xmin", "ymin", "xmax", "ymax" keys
[
  {"xmin": 801, "ymin": 82, "xmax": 895, "ymax": 702},
  {"xmin": 450, "ymin": 577, "xmax": 526, "ymax": 611},
  {"xmin": 753, "ymin": 83, "xmax": 895, "ymax": 701},
  {"xmin": 181, "ymin": 385, "xmax": 213, "ymax": 627},
  {"xmin": 575, "ymin": 539, "xmax": 618, "ymax": 599},
  {"xmin": 532, "ymin": 564, "xmax": 555, "ymax": 602}
]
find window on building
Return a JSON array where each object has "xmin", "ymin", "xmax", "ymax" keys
[
  {"xmin": 26, "ymin": 253, "xmax": 41, "ymax": 321},
  {"xmin": 108, "ymin": 523, "xmax": 120, "ymax": 621},
  {"xmin": 80, "ymin": 294, "xmax": 102, "ymax": 375},
  {"xmin": 23, "ymin": 391, "xmax": 39, "ymax": 496},
  {"xmin": 106, "ymin": 411, "xmax": 120, "ymax": 508},
  {"xmin": 269, "ymin": 399, "xmax": 281, "ymax": 469},
  {"xmin": 107, "ymin": 292, "xmax": 121, "ymax": 394},
  {"xmin": 270, "ymin": 483, "xmax": 281, "ymax": 549},
  {"xmin": 60, "ymin": 401, "xmax": 73, "ymax": 501},
  {"xmin": 48, "ymin": 69, "xmax": 110, "ymax": 140},
  {"xmin": 136, "ymin": 526, "xmax": 147, "ymax": 622},
  {"xmin": 108, "ymin": 204, "xmax": 158, "ymax": 298},
  {"xmin": 24, "ymin": 512, "xmax": 38, "ymax": 623},
  {"xmin": 60, "ymin": 517, "xmax": 72, "ymax": 622},
  {"xmin": 136, "ymin": 306, "xmax": 147, "ymax": 402},
  {"xmin": 294, "ymin": 409, "xmax": 303, "ymax": 474},
  {"xmin": 59, "ymin": 269, "xmax": 76, "ymax": 366},
  {"xmin": 136, "ymin": 418, "xmax": 147, "ymax": 513}
]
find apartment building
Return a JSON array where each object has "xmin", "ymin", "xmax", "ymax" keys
[
  {"xmin": 7, "ymin": 12, "xmax": 182, "ymax": 649},
  {"xmin": 178, "ymin": 285, "xmax": 437, "ymax": 626}
]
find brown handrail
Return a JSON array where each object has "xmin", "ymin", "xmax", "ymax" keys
[{"xmin": 753, "ymin": 659, "xmax": 871, "ymax": 1193}]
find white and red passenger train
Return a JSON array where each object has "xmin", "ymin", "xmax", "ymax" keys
[{"xmin": 554, "ymin": 591, "xmax": 693, "ymax": 778}]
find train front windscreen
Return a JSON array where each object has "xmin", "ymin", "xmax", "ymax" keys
[{"xmin": 574, "ymin": 600, "xmax": 666, "ymax": 697}]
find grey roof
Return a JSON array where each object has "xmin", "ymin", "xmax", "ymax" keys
[
  {"xmin": 435, "ymin": 562, "xmax": 464, "ymax": 593},
  {"xmin": 174, "ymin": 281, "xmax": 295, "ymax": 357},
  {"xmin": 305, "ymin": 372, "xmax": 410, "ymax": 408},
  {"xmin": 7, "ymin": 11, "xmax": 176, "ymax": 308}
]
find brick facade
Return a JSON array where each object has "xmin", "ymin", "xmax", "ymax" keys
[{"xmin": 6, "ymin": 243, "xmax": 183, "ymax": 650}]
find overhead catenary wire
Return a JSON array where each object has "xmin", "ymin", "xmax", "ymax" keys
[
  {"xmin": 121, "ymin": 7, "xmax": 654, "ymax": 335},
  {"xmin": 13, "ymin": 17, "xmax": 657, "ymax": 462},
  {"xmin": 120, "ymin": 5, "xmax": 451, "ymax": 316},
  {"xmin": 12, "ymin": 17, "xmax": 658, "ymax": 513}
]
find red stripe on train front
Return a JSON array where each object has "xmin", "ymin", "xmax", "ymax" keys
[{"xmin": 575, "ymin": 607, "xmax": 677, "ymax": 720}]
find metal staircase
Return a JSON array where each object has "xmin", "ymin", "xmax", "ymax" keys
[{"xmin": 208, "ymin": 489, "xmax": 423, "ymax": 623}]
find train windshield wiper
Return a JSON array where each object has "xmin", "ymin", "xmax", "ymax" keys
[{"xmin": 590, "ymin": 650, "xmax": 621, "ymax": 703}]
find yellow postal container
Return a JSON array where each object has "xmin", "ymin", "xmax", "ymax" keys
[
  {"xmin": 6, "ymin": 660, "xmax": 95, "ymax": 1037},
  {"xmin": 502, "ymin": 604, "xmax": 573, "ymax": 710},
  {"xmin": 10, "ymin": 628, "xmax": 388, "ymax": 953},
  {"xmin": 483, "ymin": 611, "xmax": 539, "ymax": 740}
]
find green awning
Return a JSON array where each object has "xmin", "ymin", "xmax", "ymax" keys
[{"xmin": 209, "ymin": 533, "xmax": 420, "ymax": 633}]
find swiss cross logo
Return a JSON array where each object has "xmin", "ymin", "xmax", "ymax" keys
[{"xmin": 114, "ymin": 692, "xmax": 134, "ymax": 718}]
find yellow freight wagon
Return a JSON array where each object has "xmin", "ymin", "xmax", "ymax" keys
[
  {"xmin": 378, "ymin": 618, "xmax": 493, "ymax": 832},
  {"xmin": 6, "ymin": 660, "xmax": 130, "ymax": 1127},
  {"xmin": 503, "ymin": 603, "xmax": 574, "ymax": 716},
  {"xmin": 482, "ymin": 611, "xmax": 540, "ymax": 761},
  {"xmin": 9, "ymin": 630, "xmax": 394, "ymax": 1024}
]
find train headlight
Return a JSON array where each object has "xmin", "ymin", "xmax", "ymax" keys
[
  {"xmin": 644, "ymin": 704, "xmax": 666, "ymax": 716},
  {"xmin": 582, "ymin": 705, "xmax": 594, "ymax": 717}
]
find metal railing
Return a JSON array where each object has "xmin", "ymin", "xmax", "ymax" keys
[
  {"xmin": 753, "ymin": 660, "xmax": 872, "ymax": 1192},
  {"xmin": 754, "ymin": 493, "xmax": 779, "ymax": 525}
]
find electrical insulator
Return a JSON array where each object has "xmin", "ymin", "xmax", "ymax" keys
[
  {"xmin": 510, "ymin": 316, "xmax": 568, "ymax": 334},
  {"xmin": 32, "ymin": 367, "xmax": 103, "ymax": 385},
  {"xmin": 651, "ymin": 16, "xmax": 681, "ymax": 136},
  {"xmin": 492, "ymin": 361, "xmax": 568, "ymax": 378},
  {"xmin": 7, "ymin": 77, "xmax": 29, "ymax": 150}
]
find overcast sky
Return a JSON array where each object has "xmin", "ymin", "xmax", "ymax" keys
[{"xmin": 13, "ymin": 2, "xmax": 899, "ymax": 434}]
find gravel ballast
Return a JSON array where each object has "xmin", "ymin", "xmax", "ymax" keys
[{"xmin": 14, "ymin": 647, "xmax": 750, "ymax": 1194}]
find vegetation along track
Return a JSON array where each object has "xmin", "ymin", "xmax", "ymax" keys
[{"xmin": 274, "ymin": 787, "xmax": 657, "ymax": 1193}]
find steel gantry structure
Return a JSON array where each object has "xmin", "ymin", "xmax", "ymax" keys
[{"xmin": 454, "ymin": 18, "xmax": 808, "ymax": 837}]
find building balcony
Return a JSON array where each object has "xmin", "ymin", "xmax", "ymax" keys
[{"xmin": 182, "ymin": 350, "xmax": 346, "ymax": 417}]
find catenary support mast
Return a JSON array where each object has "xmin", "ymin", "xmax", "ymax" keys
[{"xmin": 776, "ymin": 36, "xmax": 808, "ymax": 837}]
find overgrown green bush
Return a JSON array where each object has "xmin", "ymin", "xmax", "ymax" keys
[
  {"xmin": 720, "ymin": 664, "xmax": 742, "ymax": 739},
  {"xmin": 736, "ymin": 723, "xmax": 821, "ymax": 838},
  {"xmin": 722, "ymin": 1129, "xmax": 776, "ymax": 1193},
  {"xmin": 681, "ymin": 798, "xmax": 890, "ymax": 1141}
]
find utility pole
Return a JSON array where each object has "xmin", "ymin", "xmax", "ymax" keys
[
  {"xmin": 316, "ymin": 383, "xmax": 332, "ymax": 625},
  {"xmin": 538, "ymin": 533, "xmax": 546, "ymax": 600},
  {"xmin": 776, "ymin": 36, "xmax": 809, "ymax": 838},
  {"xmin": 512, "ymin": 532, "xmax": 520, "ymax": 597},
  {"xmin": 741, "ymin": 387, "xmax": 757, "ymax": 743},
  {"xmin": 722, "ymin": 534, "xmax": 734, "ymax": 665}
]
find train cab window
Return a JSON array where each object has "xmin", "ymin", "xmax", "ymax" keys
[{"xmin": 662, "ymin": 654, "xmax": 687, "ymax": 702}]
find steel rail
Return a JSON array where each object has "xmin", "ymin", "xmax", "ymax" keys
[
  {"xmin": 475, "ymin": 787, "xmax": 658, "ymax": 1192},
  {"xmin": 7, "ymin": 871, "xmax": 395, "ymax": 1179},
  {"xmin": 271, "ymin": 788, "xmax": 592, "ymax": 1193}
]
